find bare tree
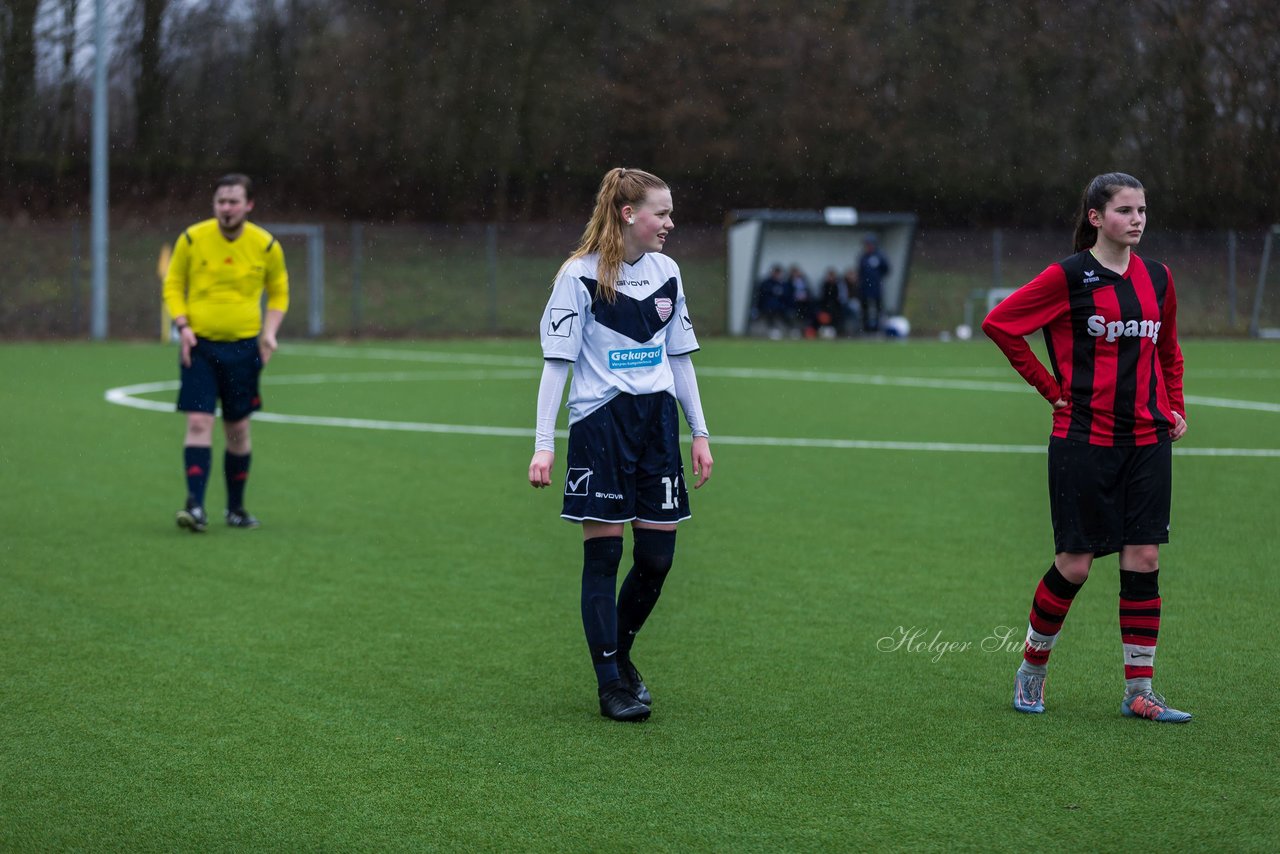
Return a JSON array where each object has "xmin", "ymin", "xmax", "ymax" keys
[
  {"xmin": 1, "ymin": 0, "xmax": 40, "ymax": 187},
  {"xmin": 132, "ymin": 0, "xmax": 170, "ymax": 168},
  {"xmin": 4, "ymin": 0, "xmax": 1278, "ymax": 223}
]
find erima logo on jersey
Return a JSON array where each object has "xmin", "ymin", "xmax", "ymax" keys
[
  {"xmin": 1082, "ymin": 270, "xmax": 1101, "ymax": 285},
  {"xmin": 609, "ymin": 347, "xmax": 664, "ymax": 369},
  {"xmin": 1087, "ymin": 315, "xmax": 1161, "ymax": 344}
]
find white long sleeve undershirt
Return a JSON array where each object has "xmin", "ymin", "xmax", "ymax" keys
[
  {"xmin": 533, "ymin": 359, "xmax": 571, "ymax": 452},
  {"xmin": 670, "ymin": 353, "xmax": 710, "ymax": 439}
]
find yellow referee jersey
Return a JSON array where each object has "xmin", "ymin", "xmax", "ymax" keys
[{"xmin": 162, "ymin": 219, "xmax": 289, "ymax": 341}]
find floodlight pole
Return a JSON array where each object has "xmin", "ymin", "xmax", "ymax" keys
[
  {"xmin": 991, "ymin": 228, "xmax": 1003, "ymax": 289},
  {"xmin": 90, "ymin": 0, "xmax": 109, "ymax": 340},
  {"xmin": 486, "ymin": 223, "xmax": 499, "ymax": 333},
  {"xmin": 1227, "ymin": 229, "xmax": 1237, "ymax": 327}
]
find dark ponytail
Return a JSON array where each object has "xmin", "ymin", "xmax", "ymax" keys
[{"xmin": 1072, "ymin": 172, "xmax": 1144, "ymax": 252}]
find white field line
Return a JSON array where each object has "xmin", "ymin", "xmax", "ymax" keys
[
  {"xmin": 286, "ymin": 344, "xmax": 1280, "ymax": 407},
  {"xmin": 286, "ymin": 343, "xmax": 1280, "ymax": 378},
  {"xmin": 104, "ymin": 356, "xmax": 1280, "ymax": 458}
]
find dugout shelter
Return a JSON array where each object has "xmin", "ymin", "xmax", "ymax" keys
[{"xmin": 726, "ymin": 208, "xmax": 918, "ymax": 336}]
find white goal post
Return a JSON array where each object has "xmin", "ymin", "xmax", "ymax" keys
[
  {"xmin": 1248, "ymin": 223, "xmax": 1280, "ymax": 339},
  {"xmin": 261, "ymin": 223, "xmax": 326, "ymax": 337},
  {"xmin": 725, "ymin": 209, "xmax": 918, "ymax": 336}
]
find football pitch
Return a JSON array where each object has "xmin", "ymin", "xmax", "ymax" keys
[{"xmin": 2, "ymin": 337, "xmax": 1277, "ymax": 851}]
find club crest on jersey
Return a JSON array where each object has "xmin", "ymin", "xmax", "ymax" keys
[
  {"xmin": 1087, "ymin": 315, "xmax": 1161, "ymax": 344},
  {"xmin": 654, "ymin": 297, "xmax": 673, "ymax": 322},
  {"xmin": 609, "ymin": 346, "xmax": 664, "ymax": 370}
]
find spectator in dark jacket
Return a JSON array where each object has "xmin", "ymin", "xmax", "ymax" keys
[
  {"xmin": 814, "ymin": 267, "xmax": 848, "ymax": 337},
  {"xmin": 857, "ymin": 236, "xmax": 890, "ymax": 332},
  {"xmin": 753, "ymin": 264, "xmax": 793, "ymax": 336}
]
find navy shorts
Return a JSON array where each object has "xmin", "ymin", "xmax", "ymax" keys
[
  {"xmin": 177, "ymin": 337, "xmax": 263, "ymax": 422},
  {"xmin": 561, "ymin": 392, "xmax": 690, "ymax": 525},
  {"xmin": 1047, "ymin": 436, "xmax": 1172, "ymax": 556}
]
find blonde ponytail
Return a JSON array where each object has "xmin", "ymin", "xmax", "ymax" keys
[{"xmin": 558, "ymin": 167, "xmax": 668, "ymax": 303}]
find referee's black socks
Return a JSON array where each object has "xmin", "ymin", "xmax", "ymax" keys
[
  {"xmin": 184, "ymin": 446, "xmax": 212, "ymax": 508},
  {"xmin": 617, "ymin": 528, "xmax": 676, "ymax": 660},
  {"xmin": 225, "ymin": 451, "xmax": 251, "ymax": 510},
  {"xmin": 581, "ymin": 536, "xmax": 624, "ymax": 692}
]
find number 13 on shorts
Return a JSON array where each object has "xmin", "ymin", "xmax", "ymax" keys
[{"xmin": 661, "ymin": 475, "xmax": 680, "ymax": 510}]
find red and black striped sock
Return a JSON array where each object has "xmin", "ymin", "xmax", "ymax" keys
[
  {"xmin": 1119, "ymin": 569, "xmax": 1160, "ymax": 683},
  {"xmin": 1023, "ymin": 563, "xmax": 1084, "ymax": 669}
]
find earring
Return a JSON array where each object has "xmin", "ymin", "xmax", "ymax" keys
[{"xmin": 628, "ymin": 217, "xmax": 635, "ymax": 225}]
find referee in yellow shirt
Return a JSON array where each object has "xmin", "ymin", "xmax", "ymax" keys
[{"xmin": 162, "ymin": 174, "xmax": 289, "ymax": 532}]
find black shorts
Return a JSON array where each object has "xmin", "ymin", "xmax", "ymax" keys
[
  {"xmin": 177, "ymin": 337, "xmax": 263, "ymax": 422},
  {"xmin": 1047, "ymin": 436, "xmax": 1172, "ymax": 556},
  {"xmin": 561, "ymin": 392, "xmax": 690, "ymax": 525}
]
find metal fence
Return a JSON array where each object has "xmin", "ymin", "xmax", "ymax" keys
[
  {"xmin": 911, "ymin": 227, "xmax": 1272, "ymax": 338},
  {"xmin": 1, "ymin": 220, "xmax": 1274, "ymax": 339}
]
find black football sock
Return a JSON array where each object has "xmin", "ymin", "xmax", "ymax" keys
[
  {"xmin": 224, "ymin": 451, "xmax": 251, "ymax": 510},
  {"xmin": 184, "ymin": 446, "xmax": 212, "ymax": 507},
  {"xmin": 616, "ymin": 528, "xmax": 676, "ymax": 660},
  {"xmin": 581, "ymin": 536, "xmax": 624, "ymax": 692}
]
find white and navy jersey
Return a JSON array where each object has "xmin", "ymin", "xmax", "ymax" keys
[{"xmin": 540, "ymin": 251, "xmax": 700, "ymax": 425}]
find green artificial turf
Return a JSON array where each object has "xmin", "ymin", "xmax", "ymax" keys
[{"xmin": 1, "ymin": 338, "xmax": 1277, "ymax": 851}]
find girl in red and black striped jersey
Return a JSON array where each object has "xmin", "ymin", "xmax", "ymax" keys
[{"xmin": 983, "ymin": 172, "xmax": 1192, "ymax": 723}]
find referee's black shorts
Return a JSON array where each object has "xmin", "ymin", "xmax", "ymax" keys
[
  {"xmin": 1047, "ymin": 436, "xmax": 1172, "ymax": 556},
  {"xmin": 177, "ymin": 336, "xmax": 263, "ymax": 422}
]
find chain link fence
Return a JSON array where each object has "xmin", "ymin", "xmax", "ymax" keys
[{"xmin": 1, "ymin": 220, "xmax": 1274, "ymax": 340}]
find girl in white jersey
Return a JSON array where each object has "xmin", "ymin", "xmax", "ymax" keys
[{"xmin": 528, "ymin": 167, "xmax": 714, "ymax": 722}]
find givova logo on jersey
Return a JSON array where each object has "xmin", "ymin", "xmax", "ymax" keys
[{"xmin": 1087, "ymin": 315, "xmax": 1162, "ymax": 344}]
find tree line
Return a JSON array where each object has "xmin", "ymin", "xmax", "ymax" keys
[{"xmin": 2, "ymin": 0, "xmax": 1277, "ymax": 226}]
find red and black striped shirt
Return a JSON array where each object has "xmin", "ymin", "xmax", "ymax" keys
[{"xmin": 982, "ymin": 250, "xmax": 1184, "ymax": 446}]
